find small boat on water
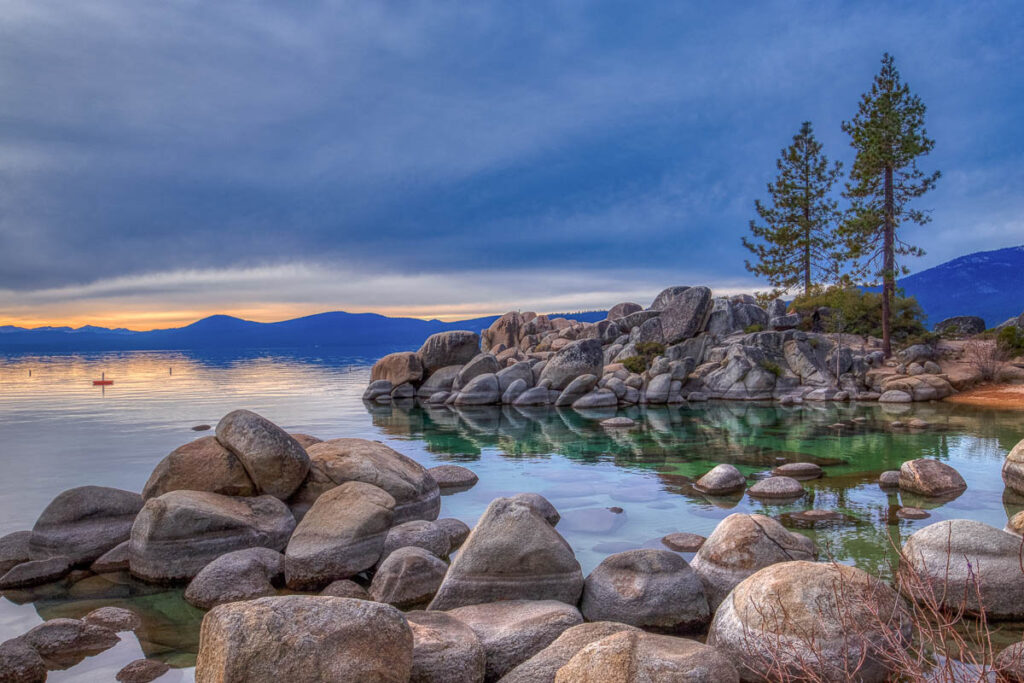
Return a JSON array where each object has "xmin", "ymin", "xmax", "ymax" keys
[{"xmin": 93, "ymin": 372, "xmax": 113, "ymax": 386}]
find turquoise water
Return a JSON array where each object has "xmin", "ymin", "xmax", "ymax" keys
[{"xmin": 1, "ymin": 350, "xmax": 1022, "ymax": 679}]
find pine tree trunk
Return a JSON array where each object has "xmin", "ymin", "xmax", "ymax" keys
[
  {"xmin": 803, "ymin": 204, "xmax": 811, "ymax": 296},
  {"xmin": 882, "ymin": 165, "xmax": 895, "ymax": 357}
]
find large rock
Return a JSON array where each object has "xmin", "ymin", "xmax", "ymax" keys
[
  {"xmin": 691, "ymin": 513, "xmax": 815, "ymax": 610},
  {"xmin": 0, "ymin": 556, "xmax": 72, "ymax": 589},
  {"xmin": 428, "ymin": 464, "xmax": 478, "ymax": 492},
  {"xmin": 554, "ymin": 374, "xmax": 598, "ymax": 407},
  {"xmin": 1002, "ymin": 438, "xmax": 1024, "ymax": 496},
  {"xmin": 437, "ymin": 518, "xmax": 472, "ymax": 549},
  {"xmin": 379, "ymin": 520, "xmax": 451, "ymax": 565},
  {"xmin": 649, "ymin": 286, "xmax": 691, "ymax": 311},
  {"xmin": 142, "ymin": 436, "xmax": 257, "ymax": 500},
  {"xmin": 539, "ymin": 339, "xmax": 604, "ymax": 391},
  {"xmin": 405, "ymin": 610, "xmax": 486, "ymax": 683},
  {"xmin": 555, "ymin": 630, "xmax": 739, "ymax": 682},
  {"xmin": 289, "ymin": 438, "xmax": 440, "ymax": 524},
  {"xmin": 707, "ymin": 561, "xmax": 909, "ymax": 682},
  {"xmin": 659, "ymin": 286, "xmax": 713, "ymax": 344},
  {"xmin": 898, "ymin": 458, "xmax": 967, "ymax": 497},
  {"xmin": 580, "ymin": 550, "xmax": 709, "ymax": 634},
  {"xmin": 418, "ymin": 331, "xmax": 481, "ymax": 374},
  {"xmin": 21, "ymin": 618, "xmax": 120, "ymax": 669},
  {"xmin": 370, "ymin": 546, "xmax": 448, "ymax": 608},
  {"xmin": 0, "ymin": 530, "xmax": 32, "ymax": 575},
  {"xmin": 496, "ymin": 362, "xmax": 534, "ymax": 393},
  {"xmin": 285, "ymin": 481, "xmax": 395, "ymax": 590},
  {"xmin": 454, "ymin": 373, "xmax": 501, "ymax": 406},
  {"xmin": 747, "ymin": 476, "xmax": 804, "ymax": 500},
  {"xmin": 934, "ymin": 316, "xmax": 985, "ymax": 336},
  {"xmin": 184, "ymin": 547, "xmax": 284, "ymax": 610},
  {"xmin": 607, "ymin": 302, "xmax": 642, "ymax": 320},
  {"xmin": 28, "ymin": 486, "xmax": 143, "ymax": 566},
  {"xmin": 694, "ymin": 464, "xmax": 747, "ymax": 495},
  {"xmin": 0, "ymin": 637, "xmax": 47, "ymax": 682},
  {"xmin": 901, "ymin": 519, "xmax": 1024, "ymax": 620},
  {"xmin": 482, "ymin": 312, "xmax": 525, "ymax": 352},
  {"xmin": 446, "ymin": 600, "xmax": 583, "ymax": 681},
  {"xmin": 428, "ymin": 496, "xmax": 583, "ymax": 610},
  {"xmin": 129, "ymin": 491, "xmax": 295, "ymax": 583},
  {"xmin": 512, "ymin": 386, "xmax": 551, "ymax": 406},
  {"xmin": 501, "ymin": 622, "xmax": 640, "ymax": 683},
  {"xmin": 455, "ymin": 354, "xmax": 501, "ymax": 390},
  {"xmin": 195, "ymin": 596, "xmax": 413, "ymax": 682},
  {"xmin": 417, "ymin": 365, "xmax": 462, "ymax": 398},
  {"xmin": 215, "ymin": 410, "xmax": 310, "ymax": 499},
  {"xmin": 371, "ymin": 351, "xmax": 424, "ymax": 386}
]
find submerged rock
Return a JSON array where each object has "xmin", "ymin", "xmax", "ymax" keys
[
  {"xmin": 707, "ymin": 561, "xmax": 909, "ymax": 682},
  {"xmin": 580, "ymin": 550, "xmax": 709, "ymax": 634},
  {"xmin": 195, "ymin": 595, "xmax": 413, "ymax": 682},
  {"xmin": 445, "ymin": 600, "xmax": 583, "ymax": 681},
  {"xmin": 83, "ymin": 606, "xmax": 141, "ymax": 632},
  {"xmin": 428, "ymin": 496, "xmax": 582, "ymax": 610},
  {"xmin": 285, "ymin": 481, "xmax": 395, "ymax": 590},
  {"xmin": 116, "ymin": 658, "xmax": 171, "ymax": 683},
  {"xmin": 215, "ymin": 410, "xmax": 310, "ymax": 500},
  {"xmin": 129, "ymin": 491, "xmax": 295, "ymax": 583}
]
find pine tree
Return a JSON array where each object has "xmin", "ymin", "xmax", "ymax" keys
[
  {"xmin": 743, "ymin": 121, "xmax": 843, "ymax": 298},
  {"xmin": 841, "ymin": 53, "xmax": 940, "ymax": 357}
]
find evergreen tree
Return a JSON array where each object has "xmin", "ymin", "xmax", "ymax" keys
[
  {"xmin": 841, "ymin": 53, "xmax": 940, "ymax": 357},
  {"xmin": 743, "ymin": 121, "xmax": 843, "ymax": 298}
]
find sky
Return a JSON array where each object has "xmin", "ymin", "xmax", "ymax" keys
[{"xmin": 1, "ymin": 1, "xmax": 1022, "ymax": 329}]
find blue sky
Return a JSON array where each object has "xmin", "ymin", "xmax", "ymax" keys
[{"xmin": 0, "ymin": 1, "xmax": 1021, "ymax": 327}]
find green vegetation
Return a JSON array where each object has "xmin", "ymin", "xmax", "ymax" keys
[
  {"xmin": 742, "ymin": 121, "xmax": 843, "ymax": 298},
  {"xmin": 840, "ymin": 53, "xmax": 940, "ymax": 356},
  {"xmin": 998, "ymin": 326, "xmax": 1024, "ymax": 356},
  {"xmin": 620, "ymin": 341, "xmax": 666, "ymax": 374},
  {"xmin": 760, "ymin": 360, "xmax": 783, "ymax": 377},
  {"xmin": 790, "ymin": 286, "xmax": 926, "ymax": 343},
  {"xmin": 744, "ymin": 323, "xmax": 764, "ymax": 334}
]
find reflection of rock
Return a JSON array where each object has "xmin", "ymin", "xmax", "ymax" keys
[
  {"xmin": 22, "ymin": 617, "xmax": 120, "ymax": 670},
  {"xmin": 557, "ymin": 508, "xmax": 626, "ymax": 535}
]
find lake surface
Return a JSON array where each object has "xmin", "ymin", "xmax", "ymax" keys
[{"xmin": 2, "ymin": 349, "xmax": 1023, "ymax": 680}]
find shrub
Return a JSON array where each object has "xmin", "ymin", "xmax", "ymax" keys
[
  {"xmin": 621, "ymin": 356, "xmax": 646, "ymax": 374},
  {"xmin": 745, "ymin": 323, "xmax": 764, "ymax": 334},
  {"xmin": 635, "ymin": 341, "xmax": 666, "ymax": 358},
  {"xmin": 998, "ymin": 326, "xmax": 1024, "ymax": 356},
  {"xmin": 790, "ymin": 286, "xmax": 926, "ymax": 342},
  {"xmin": 760, "ymin": 360, "xmax": 783, "ymax": 377},
  {"xmin": 963, "ymin": 340, "xmax": 1008, "ymax": 382}
]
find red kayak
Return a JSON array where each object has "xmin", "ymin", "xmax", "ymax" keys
[{"xmin": 93, "ymin": 372, "xmax": 113, "ymax": 386}]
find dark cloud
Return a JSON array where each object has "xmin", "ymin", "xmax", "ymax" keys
[{"xmin": 0, "ymin": 0, "xmax": 1021, "ymax": 303}]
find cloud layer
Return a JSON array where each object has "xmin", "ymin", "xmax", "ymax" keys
[{"xmin": 0, "ymin": 1, "xmax": 1021, "ymax": 327}]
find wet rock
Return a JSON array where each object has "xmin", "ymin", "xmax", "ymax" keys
[
  {"xmin": 556, "ymin": 508, "xmax": 624, "ymax": 535},
  {"xmin": 363, "ymin": 379, "xmax": 394, "ymax": 401},
  {"xmin": 285, "ymin": 481, "xmax": 395, "ymax": 590},
  {"xmin": 0, "ymin": 556, "xmax": 72, "ymax": 590},
  {"xmin": 22, "ymin": 618, "xmax": 120, "ymax": 669},
  {"xmin": 90, "ymin": 540, "xmax": 130, "ymax": 573},
  {"xmin": 29, "ymin": 486, "xmax": 143, "ymax": 565},
  {"xmin": 454, "ymin": 373, "xmax": 501, "ymax": 406},
  {"xmin": 896, "ymin": 507, "xmax": 930, "ymax": 520},
  {"xmin": 660, "ymin": 532, "xmax": 706, "ymax": 552},
  {"xmin": 370, "ymin": 547, "xmax": 448, "ymax": 608},
  {"xmin": 901, "ymin": 519, "xmax": 1024, "ymax": 620},
  {"xmin": 405, "ymin": 610, "xmax": 486, "ymax": 683},
  {"xmin": 539, "ymin": 339, "xmax": 604, "ymax": 391},
  {"xmin": 708, "ymin": 561, "xmax": 908, "ymax": 682},
  {"xmin": 0, "ymin": 637, "xmax": 47, "ymax": 683},
  {"xmin": 0, "ymin": 531, "xmax": 32, "ymax": 575},
  {"xmin": 428, "ymin": 496, "xmax": 582, "ymax": 610},
  {"xmin": 878, "ymin": 470, "xmax": 900, "ymax": 489},
  {"xmin": 192, "ymin": 424, "xmax": 212, "ymax": 431},
  {"xmin": 320, "ymin": 579, "xmax": 370, "ymax": 600},
  {"xmin": 289, "ymin": 438, "xmax": 440, "ymax": 524},
  {"xmin": 371, "ymin": 351, "xmax": 424, "ymax": 386},
  {"xmin": 83, "ymin": 606, "xmax": 141, "ymax": 632},
  {"xmin": 694, "ymin": 464, "xmax": 747, "ymax": 495},
  {"xmin": 879, "ymin": 389, "xmax": 912, "ymax": 403},
  {"xmin": 116, "ymin": 658, "xmax": 170, "ymax": 683},
  {"xmin": 555, "ymin": 374, "xmax": 598, "ymax": 407},
  {"xmin": 446, "ymin": 600, "xmax": 583, "ymax": 681},
  {"xmin": 509, "ymin": 493, "xmax": 560, "ymax": 526},
  {"xmin": 142, "ymin": 436, "xmax": 257, "ymax": 500},
  {"xmin": 770, "ymin": 462, "xmax": 823, "ymax": 480},
  {"xmin": 691, "ymin": 513, "xmax": 815, "ymax": 610},
  {"xmin": 747, "ymin": 476, "xmax": 804, "ymax": 500},
  {"xmin": 501, "ymin": 622, "xmax": 639, "ymax": 683},
  {"xmin": 512, "ymin": 386, "xmax": 552, "ymax": 406},
  {"xmin": 600, "ymin": 417, "xmax": 635, "ymax": 429},
  {"xmin": 555, "ymin": 630, "xmax": 739, "ymax": 682},
  {"xmin": 215, "ymin": 409, "xmax": 310, "ymax": 500},
  {"xmin": 428, "ymin": 464, "xmax": 478, "ymax": 491},
  {"xmin": 580, "ymin": 550, "xmax": 709, "ymax": 634},
  {"xmin": 417, "ymin": 365, "xmax": 462, "ymax": 398},
  {"xmin": 185, "ymin": 547, "xmax": 284, "ymax": 610},
  {"xmin": 1002, "ymin": 438, "xmax": 1024, "ymax": 496},
  {"xmin": 418, "ymin": 331, "xmax": 481, "ymax": 374},
  {"xmin": 436, "ymin": 518, "xmax": 471, "ymax": 549},
  {"xmin": 195, "ymin": 595, "xmax": 413, "ymax": 682},
  {"xmin": 455, "ymin": 354, "xmax": 501, "ymax": 391},
  {"xmin": 898, "ymin": 458, "xmax": 967, "ymax": 497},
  {"xmin": 129, "ymin": 491, "xmax": 295, "ymax": 583},
  {"xmin": 379, "ymin": 520, "xmax": 451, "ymax": 565}
]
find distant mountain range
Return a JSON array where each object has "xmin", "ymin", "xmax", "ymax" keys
[
  {"xmin": 888, "ymin": 245, "xmax": 1024, "ymax": 328},
  {"xmin": 0, "ymin": 310, "xmax": 608, "ymax": 353}
]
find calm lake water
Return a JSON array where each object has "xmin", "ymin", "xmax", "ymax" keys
[{"xmin": 1, "ymin": 349, "xmax": 1023, "ymax": 680}]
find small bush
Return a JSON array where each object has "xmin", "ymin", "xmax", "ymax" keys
[
  {"xmin": 790, "ymin": 286, "xmax": 926, "ymax": 342},
  {"xmin": 621, "ymin": 356, "xmax": 646, "ymax": 374},
  {"xmin": 998, "ymin": 326, "xmax": 1024, "ymax": 356},
  {"xmin": 745, "ymin": 323, "xmax": 764, "ymax": 334},
  {"xmin": 760, "ymin": 360, "xmax": 783, "ymax": 377},
  {"xmin": 963, "ymin": 340, "xmax": 1008, "ymax": 382},
  {"xmin": 635, "ymin": 341, "xmax": 666, "ymax": 357}
]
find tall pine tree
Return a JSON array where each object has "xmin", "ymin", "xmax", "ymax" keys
[
  {"xmin": 743, "ymin": 121, "xmax": 842, "ymax": 298},
  {"xmin": 841, "ymin": 53, "xmax": 940, "ymax": 357}
]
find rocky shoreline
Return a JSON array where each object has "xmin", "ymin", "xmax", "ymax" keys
[
  {"xmin": 3, "ymin": 406, "xmax": 1024, "ymax": 680},
  {"xmin": 365, "ymin": 285, "xmax": 1016, "ymax": 411}
]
